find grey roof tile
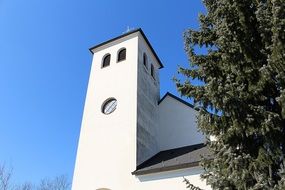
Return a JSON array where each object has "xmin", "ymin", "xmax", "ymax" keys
[{"xmin": 132, "ymin": 143, "xmax": 212, "ymax": 175}]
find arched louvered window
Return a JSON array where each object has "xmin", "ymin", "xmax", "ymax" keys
[
  {"xmin": 151, "ymin": 64, "xmax": 155, "ymax": 80},
  {"xmin": 102, "ymin": 54, "xmax": 111, "ymax": 68},
  {"xmin": 143, "ymin": 53, "xmax": 148, "ymax": 68},
  {"xmin": 117, "ymin": 48, "xmax": 126, "ymax": 62}
]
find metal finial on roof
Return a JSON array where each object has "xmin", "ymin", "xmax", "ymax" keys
[{"xmin": 123, "ymin": 26, "xmax": 135, "ymax": 34}]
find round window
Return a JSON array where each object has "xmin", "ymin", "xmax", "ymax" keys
[{"xmin": 102, "ymin": 98, "xmax": 117, "ymax": 114}]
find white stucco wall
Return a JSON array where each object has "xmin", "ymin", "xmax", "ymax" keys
[
  {"xmin": 133, "ymin": 167, "xmax": 210, "ymax": 190},
  {"xmin": 72, "ymin": 33, "xmax": 139, "ymax": 190},
  {"xmin": 158, "ymin": 95, "xmax": 205, "ymax": 151}
]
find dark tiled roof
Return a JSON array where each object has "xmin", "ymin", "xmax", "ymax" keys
[
  {"xmin": 132, "ymin": 143, "xmax": 211, "ymax": 175},
  {"xmin": 89, "ymin": 28, "xmax": 164, "ymax": 69}
]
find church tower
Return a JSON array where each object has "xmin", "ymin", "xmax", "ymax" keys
[{"xmin": 72, "ymin": 29, "xmax": 164, "ymax": 190}]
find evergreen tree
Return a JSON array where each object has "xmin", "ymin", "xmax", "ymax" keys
[{"xmin": 176, "ymin": 0, "xmax": 285, "ymax": 189}]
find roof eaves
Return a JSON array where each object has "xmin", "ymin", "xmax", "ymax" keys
[
  {"xmin": 89, "ymin": 28, "xmax": 141, "ymax": 54},
  {"xmin": 138, "ymin": 30, "xmax": 164, "ymax": 69},
  {"xmin": 89, "ymin": 28, "xmax": 164, "ymax": 69},
  {"xmin": 131, "ymin": 161, "xmax": 200, "ymax": 176}
]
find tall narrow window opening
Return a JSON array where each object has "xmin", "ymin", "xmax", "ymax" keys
[
  {"xmin": 102, "ymin": 54, "xmax": 111, "ymax": 68},
  {"xmin": 117, "ymin": 48, "xmax": 126, "ymax": 62},
  {"xmin": 151, "ymin": 64, "xmax": 155, "ymax": 80},
  {"xmin": 143, "ymin": 53, "xmax": 148, "ymax": 68}
]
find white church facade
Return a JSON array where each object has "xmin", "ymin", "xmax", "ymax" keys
[{"xmin": 72, "ymin": 28, "xmax": 211, "ymax": 190}]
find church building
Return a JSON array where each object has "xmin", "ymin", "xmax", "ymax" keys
[{"xmin": 72, "ymin": 28, "xmax": 211, "ymax": 190}]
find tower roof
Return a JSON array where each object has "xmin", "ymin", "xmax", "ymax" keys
[{"xmin": 89, "ymin": 28, "xmax": 164, "ymax": 69}]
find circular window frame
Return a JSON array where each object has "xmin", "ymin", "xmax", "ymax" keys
[{"xmin": 101, "ymin": 98, "xmax": 117, "ymax": 115}]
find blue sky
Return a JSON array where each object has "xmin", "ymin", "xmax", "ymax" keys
[{"xmin": 0, "ymin": 0, "xmax": 205, "ymax": 185}]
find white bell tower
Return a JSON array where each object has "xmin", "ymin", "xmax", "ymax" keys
[{"xmin": 72, "ymin": 29, "xmax": 163, "ymax": 190}]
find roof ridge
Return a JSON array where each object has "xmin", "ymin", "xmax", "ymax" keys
[{"xmin": 159, "ymin": 92, "xmax": 198, "ymax": 110}]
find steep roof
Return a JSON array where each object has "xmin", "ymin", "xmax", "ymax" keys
[
  {"xmin": 132, "ymin": 143, "xmax": 211, "ymax": 176},
  {"xmin": 89, "ymin": 28, "xmax": 164, "ymax": 69}
]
